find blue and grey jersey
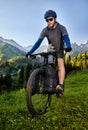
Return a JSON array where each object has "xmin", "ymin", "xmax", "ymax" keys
[{"xmin": 29, "ymin": 22, "xmax": 71, "ymax": 54}]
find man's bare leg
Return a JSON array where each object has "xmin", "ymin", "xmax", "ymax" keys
[{"xmin": 56, "ymin": 58, "xmax": 65, "ymax": 93}]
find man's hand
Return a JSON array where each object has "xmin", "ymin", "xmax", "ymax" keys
[
  {"xmin": 65, "ymin": 48, "xmax": 72, "ymax": 52},
  {"xmin": 25, "ymin": 52, "xmax": 31, "ymax": 58}
]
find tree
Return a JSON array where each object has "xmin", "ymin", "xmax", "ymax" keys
[
  {"xmin": 24, "ymin": 63, "xmax": 32, "ymax": 82},
  {"xmin": 19, "ymin": 66, "xmax": 24, "ymax": 87},
  {"xmin": 4, "ymin": 73, "xmax": 12, "ymax": 91},
  {"xmin": 65, "ymin": 53, "xmax": 72, "ymax": 75},
  {"xmin": 0, "ymin": 75, "xmax": 4, "ymax": 92}
]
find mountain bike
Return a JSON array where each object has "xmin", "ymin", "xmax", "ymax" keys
[{"xmin": 26, "ymin": 51, "xmax": 62, "ymax": 116}]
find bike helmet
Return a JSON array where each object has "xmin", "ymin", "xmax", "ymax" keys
[{"xmin": 44, "ymin": 10, "xmax": 57, "ymax": 19}]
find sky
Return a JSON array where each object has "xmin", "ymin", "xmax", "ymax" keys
[{"xmin": 0, "ymin": 0, "xmax": 88, "ymax": 47}]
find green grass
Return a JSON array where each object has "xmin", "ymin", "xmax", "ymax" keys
[{"xmin": 0, "ymin": 69, "xmax": 88, "ymax": 130}]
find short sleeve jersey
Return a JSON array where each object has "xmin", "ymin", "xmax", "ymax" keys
[{"xmin": 39, "ymin": 22, "xmax": 68, "ymax": 51}]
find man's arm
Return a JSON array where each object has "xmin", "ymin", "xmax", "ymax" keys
[
  {"xmin": 62, "ymin": 35, "xmax": 72, "ymax": 52},
  {"xmin": 28, "ymin": 38, "xmax": 43, "ymax": 54}
]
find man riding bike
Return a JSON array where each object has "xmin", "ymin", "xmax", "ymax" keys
[{"xmin": 26, "ymin": 10, "xmax": 72, "ymax": 95}]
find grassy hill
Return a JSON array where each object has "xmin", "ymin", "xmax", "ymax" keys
[
  {"xmin": 0, "ymin": 42, "xmax": 25, "ymax": 61},
  {"xmin": 0, "ymin": 69, "xmax": 88, "ymax": 130}
]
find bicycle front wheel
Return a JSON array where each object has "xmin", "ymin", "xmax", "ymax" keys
[{"xmin": 26, "ymin": 68, "xmax": 51, "ymax": 116}]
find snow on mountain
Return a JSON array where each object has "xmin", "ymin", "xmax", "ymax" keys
[
  {"xmin": 71, "ymin": 41, "xmax": 88, "ymax": 57},
  {"xmin": 80, "ymin": 41, "xmax": 88, "ymax": 51}
]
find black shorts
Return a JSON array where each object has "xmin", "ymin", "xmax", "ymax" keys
[{"xmin": 56, "ymin": 52, "xmax": 65, "ymax": 59}]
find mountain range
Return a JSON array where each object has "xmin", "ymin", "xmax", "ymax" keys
[
  {"xmin": 0, "ymin": 36, "xmax": 88, "ymax": 61},
  {"xmin": 0, "ymin": 37, "xmax": 27, "ymax": 61},
  {"xmin": 71, "ymin": 41, "xmax": 88, "ymax": 57},
  {"xmin": 0, "ymin": 37, "xmax": 26, "ymax": 52}
]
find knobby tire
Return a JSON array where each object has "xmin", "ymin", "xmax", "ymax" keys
[{"xmin": 26, "ymin": 68, "xmax": 51, "ymax": 116}]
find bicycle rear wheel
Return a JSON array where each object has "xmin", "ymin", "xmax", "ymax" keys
[{"xmin": 26, "ymin": 68, "xmax": 51, "ymax": 116}]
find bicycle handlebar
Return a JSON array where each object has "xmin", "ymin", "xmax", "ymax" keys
[
  {"xmin": 26, "ymin": 48, "xmax": 72, "ymax": 58},
  {"xmin": 30, "ymin": 50, "xmax": 63, "ymax": 58}
]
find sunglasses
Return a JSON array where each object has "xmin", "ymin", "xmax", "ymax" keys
[{"xmin": 46, "ymin": 18, "xmax": 54, "ymax": 22}]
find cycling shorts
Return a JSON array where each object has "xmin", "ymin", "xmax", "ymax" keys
[{"xmin": 56, "ymin": 52, "xmax": 65, "ymax": 59}]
